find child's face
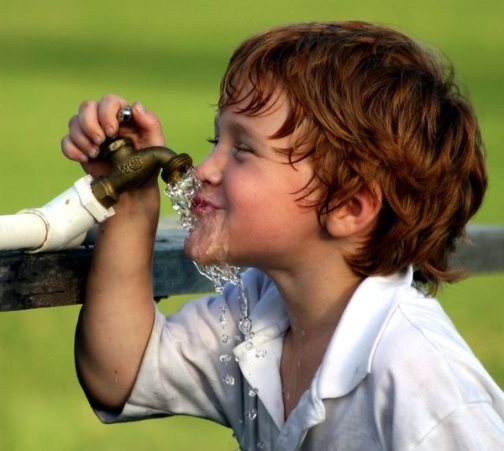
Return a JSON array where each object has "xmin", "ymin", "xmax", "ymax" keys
[{"xmin": 185, "ymin": 93, "xmax": 323, "ymax": 271}]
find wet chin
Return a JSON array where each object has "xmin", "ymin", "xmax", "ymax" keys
[{"xmin": 184, "ymin": 219, "xmax": 230, "ymax": 266}]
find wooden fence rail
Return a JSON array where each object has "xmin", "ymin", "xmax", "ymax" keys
[{"xmin": 1, "ymin": 222, "xmax": 503, "ymax": 312}]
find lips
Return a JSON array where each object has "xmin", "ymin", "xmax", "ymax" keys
[{"xmin": 191, "ymin": 195, "xmax": 219, "ymax": 214}]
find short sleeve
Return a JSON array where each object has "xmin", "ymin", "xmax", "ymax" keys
[
  {"xmin": 94, "ymin": 269, "xmax": 273, "ymax": 428},
  {"xmin": 412, "ymin": 402, "xmax": 504, "ymax": 450}
]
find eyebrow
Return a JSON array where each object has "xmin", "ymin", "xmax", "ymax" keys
[{"xmin": 215, "ymin": 113, "xmax": 263, "ymax": 144}]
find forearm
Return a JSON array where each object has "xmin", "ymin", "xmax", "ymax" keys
[
  {"xmin": 75, "ymin": 190, "xmax": 159, "ymax": 410},
  {"xmin": 61, "ymin": 96, "xmax": 167, "ymax": 409}
]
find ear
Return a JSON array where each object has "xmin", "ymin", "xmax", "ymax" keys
[{"xmin": 326, "ymin": 186, "xmax": 382, "ymax": 239}]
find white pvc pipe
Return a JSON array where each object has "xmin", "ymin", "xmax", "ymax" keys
[
  {"xmin": 0, "ymin": 175, "xmax": 115, "ymax": 252},
  {"xmin": 0, "ymin": 213, "xmax": 47, "ymax": 250}
]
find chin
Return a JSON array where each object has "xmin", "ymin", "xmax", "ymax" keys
[{"xmin": 183, "ymin": 238, "xmax": 228, "ymax": 267}]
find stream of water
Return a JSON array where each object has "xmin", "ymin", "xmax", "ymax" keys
[{"xmin": 164, "ymin": 169, "xmax": 252, "ymax": 341}]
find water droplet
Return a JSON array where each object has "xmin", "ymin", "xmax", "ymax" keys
[
  {"xmin": 221, "ymin": 334, "xmax": 230, "ymax": 344},
  {"xmin": 219, "ymin": 304, "xmax": 227, "ymax": 326},
  {"xmin": 248, "ymin": 387, "xmax": 258, "ymax": 397},
  {"xmin": 234, "ymin": 356, "xmax": 240, "ymax": 363},
  {"xmin": 239, "ymin": 317, "xmax": 252, "ymax": 337},
  {"xmin": 222, "ymin": 374, "xmax": 235, "ymax": 386},
  {"xmin": 257, "ymin": 440, "xmax": 266, "ymax": 449},
  {"xmin": 245, "ymin": 341, "xmax": 254, "ymax": 351},
  {"xmin": 234, "ymin": 334, "xmax": 242, "ymax": 344},
  {"xmin": 255, "ymin": 348, "xmax": 267, "ymax": 358},
  {"xmin": 245, "ymin": 408, "xmax": 257, "ymax": 421},
  {"xmin": 219, "ymin": 354, "xmax": 233, "ymax": 364}
]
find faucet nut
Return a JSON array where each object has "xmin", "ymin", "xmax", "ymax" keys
[{"xmin": 91, "ymin": 178, "xmax": 119, "ymax": 208}]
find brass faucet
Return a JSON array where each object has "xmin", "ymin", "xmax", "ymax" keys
[{"xmin": 91, "ymin": 137, "xmax": 193, "ymax": 208}]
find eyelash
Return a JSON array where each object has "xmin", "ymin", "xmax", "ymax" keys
[{"xmin": 206, "ymin": 137, "xmax": 253, "ymax": 154}]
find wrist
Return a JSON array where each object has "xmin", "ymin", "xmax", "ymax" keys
[{"xmin": 100, "ymin": 186, "xmax": 160, "ymax": 237}]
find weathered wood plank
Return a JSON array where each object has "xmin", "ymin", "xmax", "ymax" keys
[
  {"xmin": 0, "ymin": 225, "xmax": 212, "ymax": 312},
  {"xmin": 449, "ymin": 225, "xmax": 504, "ymax": 274},
  {"xmin": 0, "ymin": 223, "xmax": 502, "ymax": 312}
]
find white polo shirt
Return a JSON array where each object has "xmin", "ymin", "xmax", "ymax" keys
[{"xmin": 98, "ymin": 268, "xmax": 504, "ymax": 450}]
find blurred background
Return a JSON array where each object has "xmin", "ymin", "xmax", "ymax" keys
[{"xmin": 1, "ymin": 0, "xmax": 503, "ymax": 449}]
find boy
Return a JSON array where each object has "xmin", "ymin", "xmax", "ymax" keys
[{"xmin": 61, "ymin": 21, "xmax": 504, "ymax": 450}]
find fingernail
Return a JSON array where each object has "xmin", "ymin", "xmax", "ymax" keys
[
  {"xmin": 134, "ymin": 102, "xmax": 145, "ymax": 114},
  {"xmin": 79, "ymin": 153, "xmax": 89, "ymax": 163},
  {"xmin": 105, "ymin": 126, "xmax": 115, "ymax": 137},
  {"xmin": 89, "ymin": 147, "xmax": 100, "ymax": 158},
  {"xmin": 93, "ymin": 134, "xmax": 104, "ymax": 146}
]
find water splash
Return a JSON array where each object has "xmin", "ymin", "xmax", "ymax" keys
[
  {"xmin": 164, "ymin": 168, "xmax": 201, "ymax": 232},
  {"xmin": 194, "ymin": 262, "xmax": 241, "ymax": 295},
  {"xmin": 164, "ymin": 168, "xmax": 241, "ymax": 295},
  {"xmin": 164, "ymin": 168, "xmax": 254, "ymax": 343}
]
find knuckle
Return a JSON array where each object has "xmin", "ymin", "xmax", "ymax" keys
[
  {"xmin": 78, "ymin": 99, "xmax": 96, "ymax": 112},
  {"xmin": 101, "ymin": 93, "xmax": 124, "ymax": 104},
  {"xmin": 60, "ymin": 135, "xmax": 68, "ymax": 151},
  {"xmin": 60, "ymin": 136, "xmax": 74, "ymax": 157},
  {"xmin": 67, "ymin": 115, "xmax": 78, "ymax": 130}
]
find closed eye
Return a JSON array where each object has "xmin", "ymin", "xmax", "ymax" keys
[{"xmin": 235, "ymin": 143, "xmax": 254, "ymax": 153}]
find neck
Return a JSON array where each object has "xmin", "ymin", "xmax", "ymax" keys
[
  {"xmin": 266, "ymin": 258, "xmax": 362, "ymax": 341},
  {"xmin": 271, "ymin": 257, "xmax": 362, "ymax": 419}
]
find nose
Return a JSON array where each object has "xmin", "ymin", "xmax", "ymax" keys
[{"xmin": 195, "ymin": 147, "xmax": 226, "ymax": 185}]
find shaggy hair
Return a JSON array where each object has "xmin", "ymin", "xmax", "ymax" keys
[{"xmin": 218, "ymin": 21, "xmax": 487, "ymax": 293}]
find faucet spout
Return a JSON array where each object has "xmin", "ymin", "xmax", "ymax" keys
[{"xmin": 91, "ymin": 137, "xmax": 193, "ymax": 208}]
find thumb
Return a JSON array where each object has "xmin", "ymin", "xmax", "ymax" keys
[{"xmin": 130, "ymin": 102, "xmax": 165, "ymax": 146}]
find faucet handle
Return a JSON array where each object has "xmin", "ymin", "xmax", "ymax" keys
[
  {"xmin": 118, "ymin": 106, "xmax": 133, "ymax": 124},
  {"xmin": 97, "ymin": 136, "xmax": 134, "ymax": 161}
]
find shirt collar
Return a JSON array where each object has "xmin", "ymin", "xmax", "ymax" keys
[
  {"xmin": 316, "ymin": 267, "xmax": 414, "ymax": 399},
  {"xmin": 232, "ymin": 267, "xmax": 414, "ymax": 427}
]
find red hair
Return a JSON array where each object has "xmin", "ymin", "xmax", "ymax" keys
[{"xmin": 219, "ymin": 21, "xmax": 487, "ymax": 292}]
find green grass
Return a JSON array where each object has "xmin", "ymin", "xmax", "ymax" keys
[{"xmin": 1, "ymin": 1, "xmax": 503, "ymax": 450}]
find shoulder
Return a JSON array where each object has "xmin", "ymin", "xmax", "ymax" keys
[
  {"xmin": 371, "ymin": 286, "xmax": 494, "ymax": 402},
  {"xmin": 367, "ymin": 286, "xmax": 504, "ymax": 446}
]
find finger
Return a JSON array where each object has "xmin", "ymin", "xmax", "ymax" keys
[
  {"xmin": 68, "ymin": 116, "xmax": 100, "ymax": 159},
  {"xmin": 78, "ymin": 100, "xmax": 106, "ymax": 146},
  {"xmin": 130, "ymin": 102, "xmax": 165, "ymax": 146},
  {"xmin": 81, "ymin": 159, "xmax": 112, "ymax": 179},
  {"xmin": 61, "ymin": 134, "xmax": 90, "ymax": 163},
  {"xmin": 98, "ymin": 94, "xmax": 129, "ymax": 137}
]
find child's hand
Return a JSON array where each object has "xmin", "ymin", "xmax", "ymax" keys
[{"xmin": 61, "ymin": 94, "xmax": 165, "ymax": 179}]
